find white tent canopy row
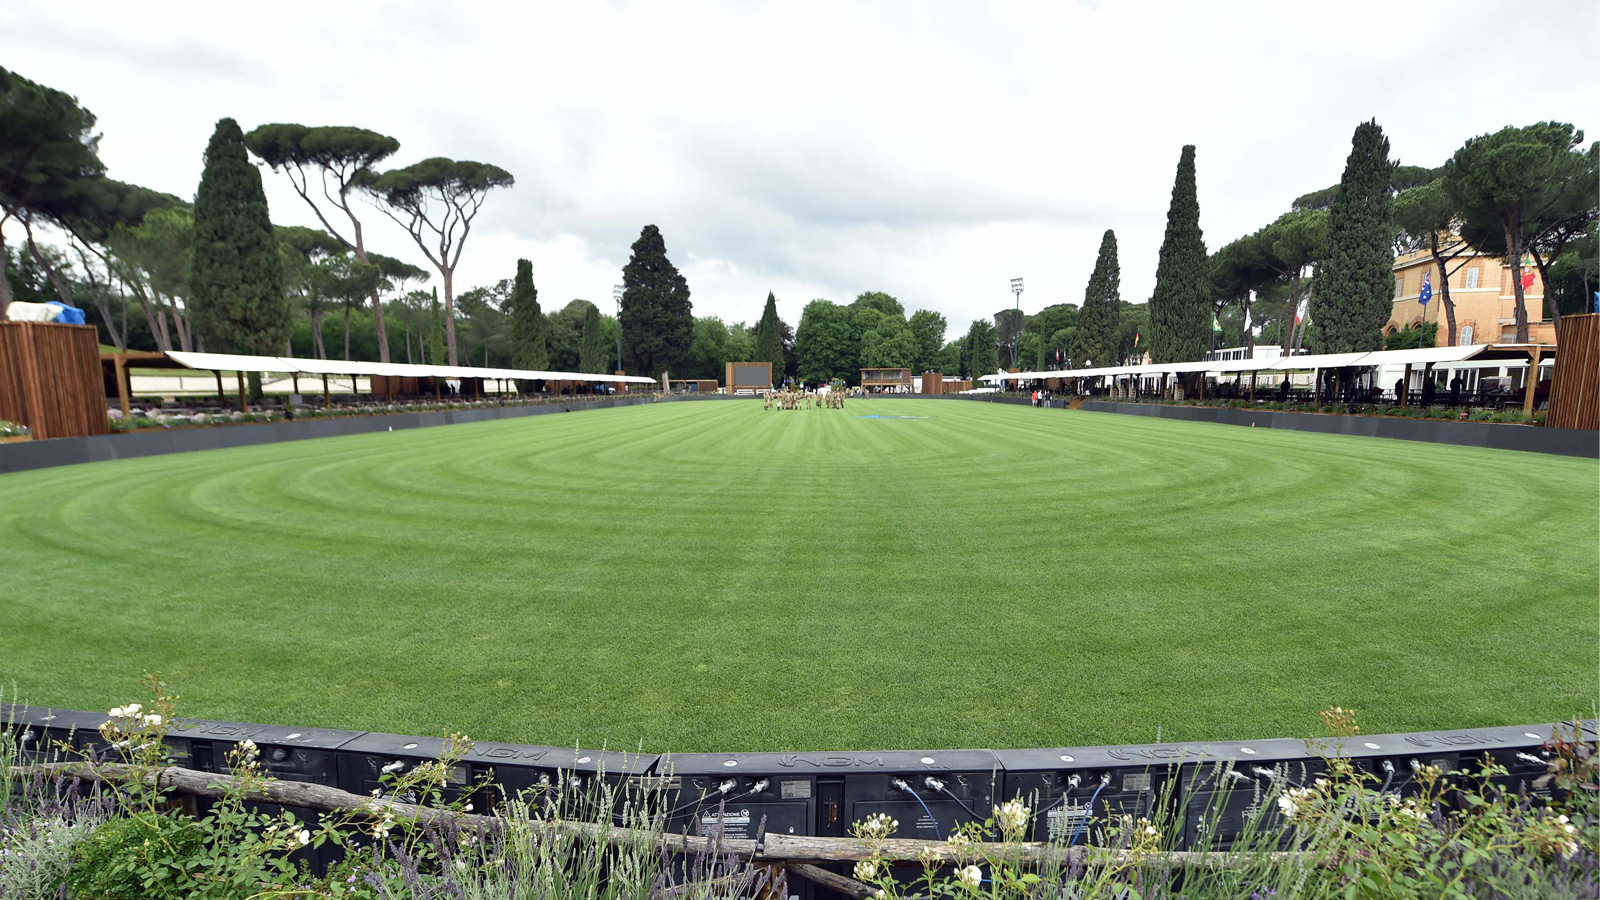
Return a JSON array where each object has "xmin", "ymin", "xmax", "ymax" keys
[
  {"xmin": 979, "ymin": 344, "xmax": 1527, "ymax": 384},
  {"xmin": 164, "ymin": 351, "xmax": 661, "ymax": 385}
]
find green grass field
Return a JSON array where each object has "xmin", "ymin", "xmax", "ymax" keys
[{"xmin": 1, "ymin": 399, "xmax": 1595, "ymax": 753}]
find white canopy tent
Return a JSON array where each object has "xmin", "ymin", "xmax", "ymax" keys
[
  {"xmin": 106, "ymin": 350, "xmax": 662, "ymax": 416},
  {"xmin": 972, "ymin": 343, "xmax": 1555, "ymax": 409}
]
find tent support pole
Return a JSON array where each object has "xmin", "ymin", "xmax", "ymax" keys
[
  {"xmin": 236, "ymin": 371, "xmax": 249, "ymax": 413},
  {"xmin": 1523, "ymin": 348, "xmax": 1541, "ymax": 417}
]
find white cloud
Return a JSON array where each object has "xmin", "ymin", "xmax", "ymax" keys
[{"xmin": 4, "ymin": 0, "xmax": 1594, "ymax": 345}]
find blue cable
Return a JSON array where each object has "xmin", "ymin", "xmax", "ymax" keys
[
  {"xmin": 902, "ymin": 784, "xmax": 944, "ymax": 841},
  {"xmin": 1068, "ymin": 782, "xmax": 1107, "ymax": 847}
]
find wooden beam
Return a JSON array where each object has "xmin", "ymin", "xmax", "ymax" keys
[
  {"xmin": 1400, "ymin": 363, "xmax": 1412, "ymax": 406},
  {"xmin": 214, "ymin": 370, "xmax": 225, "ymax": 403},
  {"xmin": 236, "ymin": 371, "xmax": 248, "ymax": 413},
  {"xmin": 1523, "ymin": 347, "xmax": 1542, "ymax": 417},
  {"xmin": 114, "ymin": 355, "xmax": 130, "ymax": 420},
  {"xmin": 322, "ymin": 373, "xmax": 330, "ymax": 408}
]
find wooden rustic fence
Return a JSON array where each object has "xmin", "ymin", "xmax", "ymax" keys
[
  {"xmin": 0, "ymin": 321, "xmax": 109, "ymax": 439},
  {"xmin": 1547, "ymin": 313, "xmax": 1599, "ymax": 430}
]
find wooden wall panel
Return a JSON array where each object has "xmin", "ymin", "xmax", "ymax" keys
[
  {"xmin": 0, "ymin": 322, "xmax": 109, "ymax": 439},
  {"xmin": 1547, "ymin": 313, "xmax": 1598, "ymax": 430}
]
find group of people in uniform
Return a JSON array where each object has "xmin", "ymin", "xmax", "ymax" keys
[{"xmin": 762, "ymin": 389, "xmax": 846, "ymax": 410}]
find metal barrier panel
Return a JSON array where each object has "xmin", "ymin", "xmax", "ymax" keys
[
  {"xmin": 996, "ymin": 745, "xmax": 1181, "ymax": 845},
  {"xmin": 462, "ymin": 739, "xmax": 654, "ymax": 821},
  {"xmin": 171, "ymin": 718, "xmax": 367, "ymax": 873},
  {"xmin": 836, "ymin": 750, "xmax": 999, "ymax": 840},
  {"xmin": 1175, "ymin": 737, "xmax": 1331, "ymax": 851}
]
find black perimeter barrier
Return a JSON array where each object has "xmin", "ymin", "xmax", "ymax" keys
[
  {"xmin": 5, "ymin": 391, "xmax": 1587, "ymax": 474},
  {"xmin": 7, "ymin": 703, "xmax": 1595, "ymax": 868}
]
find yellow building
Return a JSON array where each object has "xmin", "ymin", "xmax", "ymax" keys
[{"xmin": 1388, "ymin": 248, "xmax": 1555, "ymax": 345}]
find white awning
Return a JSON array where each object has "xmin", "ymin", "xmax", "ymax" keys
[
  {"xmin": 165, "ymin": 351, "xmax": 300, "ymax": 373},
  {"xmin": 155, "ymin": 352, "xmax": 660, "ymax": 384}
]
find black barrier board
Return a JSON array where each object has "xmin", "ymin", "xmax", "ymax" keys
[
  {"xmin": 835, "ymin": 750, "xmax": 999, "ymax": 840},
  {"xmin": 168, "ymin": 718, "xmax": 367, "ymax": 874},
  {"xmin": 335, "ymin": 733, "xmax": 478, "ymax": 806},
  {"xmin": 660, "ymin": 752, "xmax": 819, "ymax": 841},
  {"xmin": 1176, "ymin": 737, "xmax": 1330, "ymax": 851},
  {"xmin": 462, "ymin": 739, "xmax": 655, "ymax": 820},
  {"xmin": 996, "ymin": 745, "xmax": 1185, "ymax": 845},
  {"xmin": 1307, "ymin": 722, "xmax": 1573, "ymax": 803},
  {"xmin": 2, "ymin": 704, "xmax": 111, "ymax": 763},
  {"xmin": 658, "ymin": 753, "xmax": 821, "ymax": 900}
]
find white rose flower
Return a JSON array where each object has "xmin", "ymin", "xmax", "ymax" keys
[
  {"xmin": 854, "ymin": 860, "xmax": 879, "ymax": 881},
  {"xmin": 297, "ymin": 830, "xmax": 311, "ymax": 846},
  {"xmin": 957, "ymin": 865, "xmax": 983, "ymax": 889}
]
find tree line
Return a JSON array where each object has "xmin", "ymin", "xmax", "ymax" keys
[
  {"xmin": 5, "ymin": 62, "xmax": 1594, "ymax": 385},
  {"xmin": 0, "ymin": 65, "xmax": 513, "ymax": 368},
  {"xmin": 1204, "ymin": 120, "xmax": 1595, "ymax": 362}
]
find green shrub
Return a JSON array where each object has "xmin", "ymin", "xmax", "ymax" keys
[
  {"xmin": 1495, "ymin": 408, "xmax": 1531, "ymax": 424},
  {"xmin": 1426, "ymin": 405, "xmax": 1450, "ymax": 419},
  {"xmin": 1468, "ymin": 408, "xmax": 1494, "ymax": 421},
  {"xmin": 63, "ymin": 813, "xmax": 205, "ymax": 900}
]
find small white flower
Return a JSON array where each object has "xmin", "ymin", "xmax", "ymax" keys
[
  {"xmin": 956, "ymin": 865, "xmax": 983, "ymax": 889},
  {"xmin": 108, "ymin": 707, "xmax": 125, "ymax": 718},
  {"xmin": 124, "ymin": 704, "xmax": 142, "ymax": 715},
  {"xmin": 239, "ymin": 739, "xmax": 257, "ymax": 756},
  {"xmin": 142, "ymin": 714, "xmax": 162, "ymax": 726},
  {"xmin": 854, "ymin": 860, "xmax": 879, "ymax": 881},
  {"xmin": 463, "ymin": 803, "xmax": 473, "ymax": 812},
  {"xmin": 297, "ymin": 829, "xmax": 310, "ymax": 846},
  {"xmin": 993, "ymin": 799, "xmax": 1030, "ymax": 832}
]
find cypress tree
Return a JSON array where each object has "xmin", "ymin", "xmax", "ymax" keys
[
  {"xmin": 188, "ymin": 117, "xmax": 286, "ymax": 354},
  {"xmin": 1312, "ymin": 120, "xmax": 1396, "ymax": 353},
  {"xmin": 1147, "ymin": 145, "xmax": 1208, "ymax": 363},
  {"xmin": 578, "ymin": 303, "xmax": 606, "ymax": 373},
  {"xmin": 753, "ymin": 291, "xmax": 784, "ymax": 374},
  {"xmin": 1073, "ymin": 229, "xmax": 1121, "ymax": 368},
  {"xmin": 965, "ymin": 318, "xmax": 998, "ymax": 381},
  {"xmin": 619, "ymin": 224, "xmax": 693, "ymax": 375},
  {"xmin": 509, "ymin": 258, "xmax": 549, "ymax": 369}
]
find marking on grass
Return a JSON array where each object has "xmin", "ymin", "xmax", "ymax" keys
[{"xmin": 852, "ymin": 415, "xmax": 929, "ymax": 420}]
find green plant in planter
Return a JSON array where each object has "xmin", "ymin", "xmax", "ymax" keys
[{"xmin": 1495, "ymin": 408, "xmax": 1531, "ymax": 424}]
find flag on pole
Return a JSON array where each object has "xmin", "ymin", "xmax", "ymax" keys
[
  {"xmin": 1133, "ymin": 331, "xmax": 1140, "ymax": 346},
  {"xmin": 1212, "ymin": 315, "xmax": 1222, "ymax": 333},
  {"xmin": 1418, "ymin": 270, "xmax": 1432, "ymax": 307},
  {"xmin": 1520, "ymin": 254, "xmax": 1536, "ymax": 290}
]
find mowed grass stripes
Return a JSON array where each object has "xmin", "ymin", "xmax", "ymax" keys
[{"xmin": 0, "ymin": 399, "xmax": 1594, "ymax": 753}]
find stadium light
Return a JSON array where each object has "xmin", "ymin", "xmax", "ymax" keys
[
  {"xmin": 1009, "ymin": 278, "xmax": 1024, "ymax": 368},
  {"xmin": 613, "ymin": 285, "xmax": 624, "ymax": 374}
]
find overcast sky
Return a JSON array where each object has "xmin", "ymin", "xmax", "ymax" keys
[{"xmin": 5, "ymin": 0, "xmax": 1596, "ymax": 343}]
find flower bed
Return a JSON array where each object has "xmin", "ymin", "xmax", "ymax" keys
[{"xmin": 4, "ymin": 680, "xmax": 1596, "ymax": 900}]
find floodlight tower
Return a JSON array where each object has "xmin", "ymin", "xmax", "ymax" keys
[
  {"xmin": 1009, "ymin": 277, "xmax": 1024, "ymax": 368},
  {"xmin": 613, "ymin": 284, "xmax": 624, "ymax": 373}
]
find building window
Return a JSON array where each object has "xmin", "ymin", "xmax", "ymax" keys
[
  {"xmin": 1460, "ymin": 325, "xmax": 1474, "ymax": 345},
  {"xmin": 1465, "ymin": 267, "xmax": 1480, "ymax": 289},
  {"xmin": 1395, "ymin": 276, "xmax": 1404, "ymax": 298}
]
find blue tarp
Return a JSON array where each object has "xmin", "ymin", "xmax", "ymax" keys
[{"xmin": 46, "ymin": 302, "xmax": 86, "ymax": 325}]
